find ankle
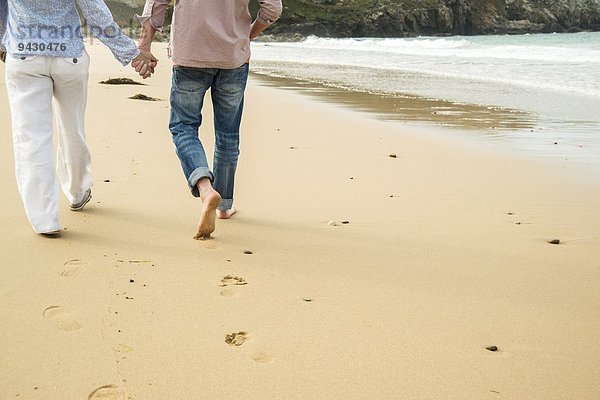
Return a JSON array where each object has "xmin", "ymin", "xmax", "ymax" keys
[
  {"xmin": 197, "ymin": 178, "xmax": 215, "ymax": 200},
  {"xmin": 217, "ymin": 207, "xmax": 236, "ymax": 219}
]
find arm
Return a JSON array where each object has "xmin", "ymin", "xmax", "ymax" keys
[
  {"xmin": 137, "ymin": 20, "xmax": 158, "ymax": 52},
  {"xmin": 132, "ymin": 0, "xmax": 170, "ymax": 77},
  {"xmin": 134, "ymin": 0, "xmax": 170, "ymax": 76},
  {"xmin": 0, "ymin": 0, "xmax": 8, "ymax": 59},
  {"xmin": 250, "ymin": 0, "xmax": 283, "ymax": 40},
  {"xmin": 75, "ymin": 0, "xmax": 146, "ymax": 66},
  {"xmin": 136, "ymin": 0, "xmax": 169, "ymax": 50}
]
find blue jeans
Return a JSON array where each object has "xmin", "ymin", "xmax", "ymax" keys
[{"xmin": 169, "ymin": 63, "xmax": 249, "ymax": 210}]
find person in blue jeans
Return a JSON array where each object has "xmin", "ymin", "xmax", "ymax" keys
[
  {"xmin": 136, "ymin": 0, "xmax": 282, "ymax": 239},
  {"xmin": 168, "ymin": 64, "xmax": 249, "ymax": 228}
]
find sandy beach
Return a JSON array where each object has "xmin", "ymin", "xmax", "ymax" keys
[{"xmin": 1, "ymin": 43, "xmax": 599, "ymax": 399}]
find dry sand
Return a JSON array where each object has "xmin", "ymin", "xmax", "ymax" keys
[{"xmin": 0, "ymin": 43, "xmax": 599, "ymax": 400}]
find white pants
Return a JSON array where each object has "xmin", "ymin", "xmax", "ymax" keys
[{"xmin": 5, "ymin": 53, "xmax": 93, "ymax": 233}]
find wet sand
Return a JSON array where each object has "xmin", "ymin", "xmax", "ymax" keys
[
  {"xmin": 0, "ymin": 43, "xmax": 599, "ymax": 399},
  {"xmin": 250, "ymin": 72, "xmax": 600, "ymax": 175},
  {"xmin": 250, "ymin": 72, "xmax": 536, "ymax": 131}
]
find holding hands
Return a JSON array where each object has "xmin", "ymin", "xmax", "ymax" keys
[{"xmin": 132, "ymin": 49, "xmax": 158, "ymax": 79}]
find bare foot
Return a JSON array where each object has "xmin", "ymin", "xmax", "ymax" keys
[
  {"xmin": 217, "ymin": 207, "xmax": 237, "ymax": 219},
  {"xmin": 194, "ymin": 189, "xmax": 221, "ymax": 240}
]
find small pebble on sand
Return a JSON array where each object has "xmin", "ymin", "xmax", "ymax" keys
[
  {"xmin": 548, "ymin": 239, "xmax": 560, "ymax": 245},
  {"xmin": 486, "ymin": 346, "xmax": 498, "ymax": 352}
]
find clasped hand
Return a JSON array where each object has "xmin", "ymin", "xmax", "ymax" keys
[{"xmin": 131, "ymin": 50, "xmax": 158, "ymax": 79}]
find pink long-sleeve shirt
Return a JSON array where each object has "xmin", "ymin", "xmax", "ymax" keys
[{"xmin": 137, "ymin": 0, "xmax": 282, "ymax": 69}]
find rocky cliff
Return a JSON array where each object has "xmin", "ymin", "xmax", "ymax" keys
[
  {"xmin": 263, "ymin": 0, "xmax": 600, "ymax": 37},
  {"xmin": 108, "ymin": 0, "xmax": 600, "ymax": 38}
]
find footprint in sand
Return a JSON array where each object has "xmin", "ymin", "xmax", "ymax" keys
[
  {"xmin": 219, "ymin": 275, "xmax": 247, "ymax": 287},
  {"xmin": 43, "ymin": 306, "xmax": 82, "ymax": 331},
  {"xmin": 88, "ymin": 385, "xmax": 127, "ymax": 400},
  {"xmin": 251, "ymin": 352, "xmax": 274, "ymax": 364},
  {"xmin": 113, "ymin": 343, "xmax": 134, "ymax": 355},
  {"xmin": 224, "ymin": 333, "xmax": 274, "ymax": 363},
  {"xmin": 61, "ymin": 259, "xmax": 88, "ymax": 277},
  {"xmin": 219, "ymin": 275, "xmax": 247, "ymax": 297},
  {"xmin": 225, "ymin": 332, "xmax": 249, "ymax": 347}
]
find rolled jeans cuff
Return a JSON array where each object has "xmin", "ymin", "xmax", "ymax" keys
[
  {"xmin": 189, "ymin": 167, "xmax": 214, "ymax": 197},
  {"xmin": 218, "ymin": 198, "xmax": 234, "ymax": 211}
]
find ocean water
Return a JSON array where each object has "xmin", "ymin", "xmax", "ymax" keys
[{"xmin": 250, "ymin": 32, "xmax": 600, "ymax": 169}]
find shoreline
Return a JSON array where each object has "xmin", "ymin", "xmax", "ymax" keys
[
  {"xmin": 1, "ymin": 43, "xmax": 599, "ymax": 399},
  {"xmin": 249, "ymin": 32, "xmax": 600, "ymax": 175},
  {"xmin": 249, "ymin": 71, "xmax": 537, "ymax": 131},
  {"xmin": 256, "ymin": 29, "xmax": 600, "ymax": 44},
  {"xmin": 250, "ymin": 71, "xmax": 600, "ymax": 182}
]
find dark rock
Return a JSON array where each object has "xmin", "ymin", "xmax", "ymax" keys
[
  {"xmin": 548, "ymin": 239, "xmax": 560, "ymax": 244},
  {"xmin": 129, "ymin": 94, "xmax": 160, "ymax": 101},
  {"xmin": 100, "ymin": 77, "xmax": 144, "ymax": 85},
  {"xmin": 486, "ymin": 345, "xmax": 498, "ymax": 352}
]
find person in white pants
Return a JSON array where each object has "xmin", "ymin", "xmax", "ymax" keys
[
  {"xmin": 5, "ymin": 54, "xmax": 93, "ymax": 234},
  {"xmin": 0, "ymin": 0, "xmax": 156, "ymax": 235}
]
